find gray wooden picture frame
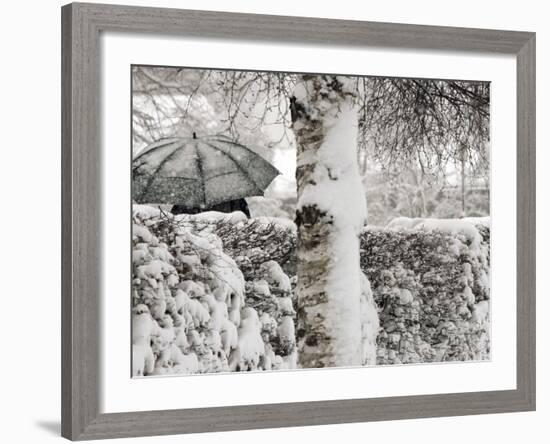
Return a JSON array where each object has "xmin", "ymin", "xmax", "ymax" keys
[{"xmin": 61, "ymin": 2, "xmax": 536, "ymax": 440}]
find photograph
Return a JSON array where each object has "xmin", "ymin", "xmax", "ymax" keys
[{"xmin": 131, "ymin": 65, "xmax": 491, "ymax": 377}]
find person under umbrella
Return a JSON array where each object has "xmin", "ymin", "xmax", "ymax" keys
[{"xmin": 133, "ymin": 133, "xmax": 280, "ymax": 218}]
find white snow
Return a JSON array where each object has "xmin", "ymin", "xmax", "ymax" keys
[
  {"xmin": 472, "ymin": 300, "xmax": 490, "ymax": 324},
  {"xmin": 177, "ymin": 210, "xmax": 248, "ymax": 225},
  {"xmin": 297, "ymin": 102, "xmax": 367, "ymax": 233},
  {"xmin": 463, "ymin": 216, "xmax": 490, "ymax": 227},
  {"xmin": 359, "ymin": 273, "xmax": 380, "ymax": 365},
  {"xmin": 277, "ymin": 316, "xmax": 296, "ymax": 348},
  {"xmin": 133, "ymin": 223, "xmax": 155, "ymax": 243},
  {"xmin": 254, "ymin": 216, "xmax": 297, "ymax": 232},
  {"xmin": 261, "ymin": 260, "xmax": 292, "ymax": 294},
  {"xmin": 220, "ymin": 318, "xmax": 239, "ymax": 355},
  {"xmin": 416, "ymin": 218, "xmax": 482, "ymax": 247},
  {"xmin": 251, "ymin": 280, "xmax": 271, "ymax": 297},
  {"xmin": 231, "ymin": 307, "xmax": 265, "ymax": 371},
  {"xmin": 133, "ymin": 204, "xmax": 163, "ymax": 219},
  {"xmin": 277, "ymin": 297, "xmax": 295, "ymax": 316},
  {"xmin": 386, "ymin": 216, "xmax": 424, "ymax": 230},
  {"xmin": 388, "ymin": 217, "xmax": 483, "ymax": 249},
  {"xmin": 398, "ymin": 288, "xmax": 414, "ymax": 305}
]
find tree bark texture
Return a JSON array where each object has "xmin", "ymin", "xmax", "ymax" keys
[{"xmin": 292, "ymin": 75, "xmax": 377, "ymax": 368}]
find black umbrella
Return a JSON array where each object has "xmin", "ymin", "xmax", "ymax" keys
[{"xmin": 133, "ymin": 135, "xmax": 280, "ymax": 208}]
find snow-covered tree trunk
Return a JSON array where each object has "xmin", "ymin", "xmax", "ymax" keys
[{"xmin": 292, "ymin": 75, "xmax": 376, "ymax": 368}]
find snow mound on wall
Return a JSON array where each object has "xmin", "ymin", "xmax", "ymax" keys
[
  {"xmin": 462, "ymin": 216, "xmax": 490, "ymax": 227},
  {"xmin": 388, "ymin": 216, "xmax": 489, "ymax": 248},
  {"xmin": 132, "ymin": 206, "xmax": 297, "ymax": 376}
]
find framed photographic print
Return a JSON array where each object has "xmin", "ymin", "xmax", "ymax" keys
[{"xmin": 61, "ymin": 2, "xmax": 536, "ymax": 440}]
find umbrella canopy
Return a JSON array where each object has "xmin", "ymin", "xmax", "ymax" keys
[{"xmin": 132, "ymin": 135, "xmax": 281, "ymax": 207}]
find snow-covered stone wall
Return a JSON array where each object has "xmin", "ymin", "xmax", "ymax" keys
[
  {"xmin": 361, "ymin": 218, "xmax": 491, "ymax": 365},
  {"xmin": 132, "ymin": 206, "xmax": 296, "ymax": 376},
  {"xmin": 132, "ymin": 205, "xmax": 490, "ymax": 375}
]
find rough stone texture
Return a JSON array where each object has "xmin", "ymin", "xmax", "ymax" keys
[{"xmin": 361, "ymin": 225, "xmax": 491, "ymax": 364}]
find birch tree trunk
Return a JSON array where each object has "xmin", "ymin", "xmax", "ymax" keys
[{"xmin": 292, "ymin": 75, "xmax": 377, "ymax": 368}]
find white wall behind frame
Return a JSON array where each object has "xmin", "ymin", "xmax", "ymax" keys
[{"xmin": 0, "ymin": 1, "xmax": 545, "ymax": 444}]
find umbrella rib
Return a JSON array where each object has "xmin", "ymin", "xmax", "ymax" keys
[
  {"xmin": 204, "ymin": 142, "xmax": 263, "ymax": 195},
  {"xmin": 206, "ymin": 170, "xmax": 243, "ymax": 181},
  {"xmin": 213, "ymin": 138, "xmax": 281, "ymax": 179},
  {"xmin": 195, "ymin": 142, "xmax": 207, "ymax": 207}
]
